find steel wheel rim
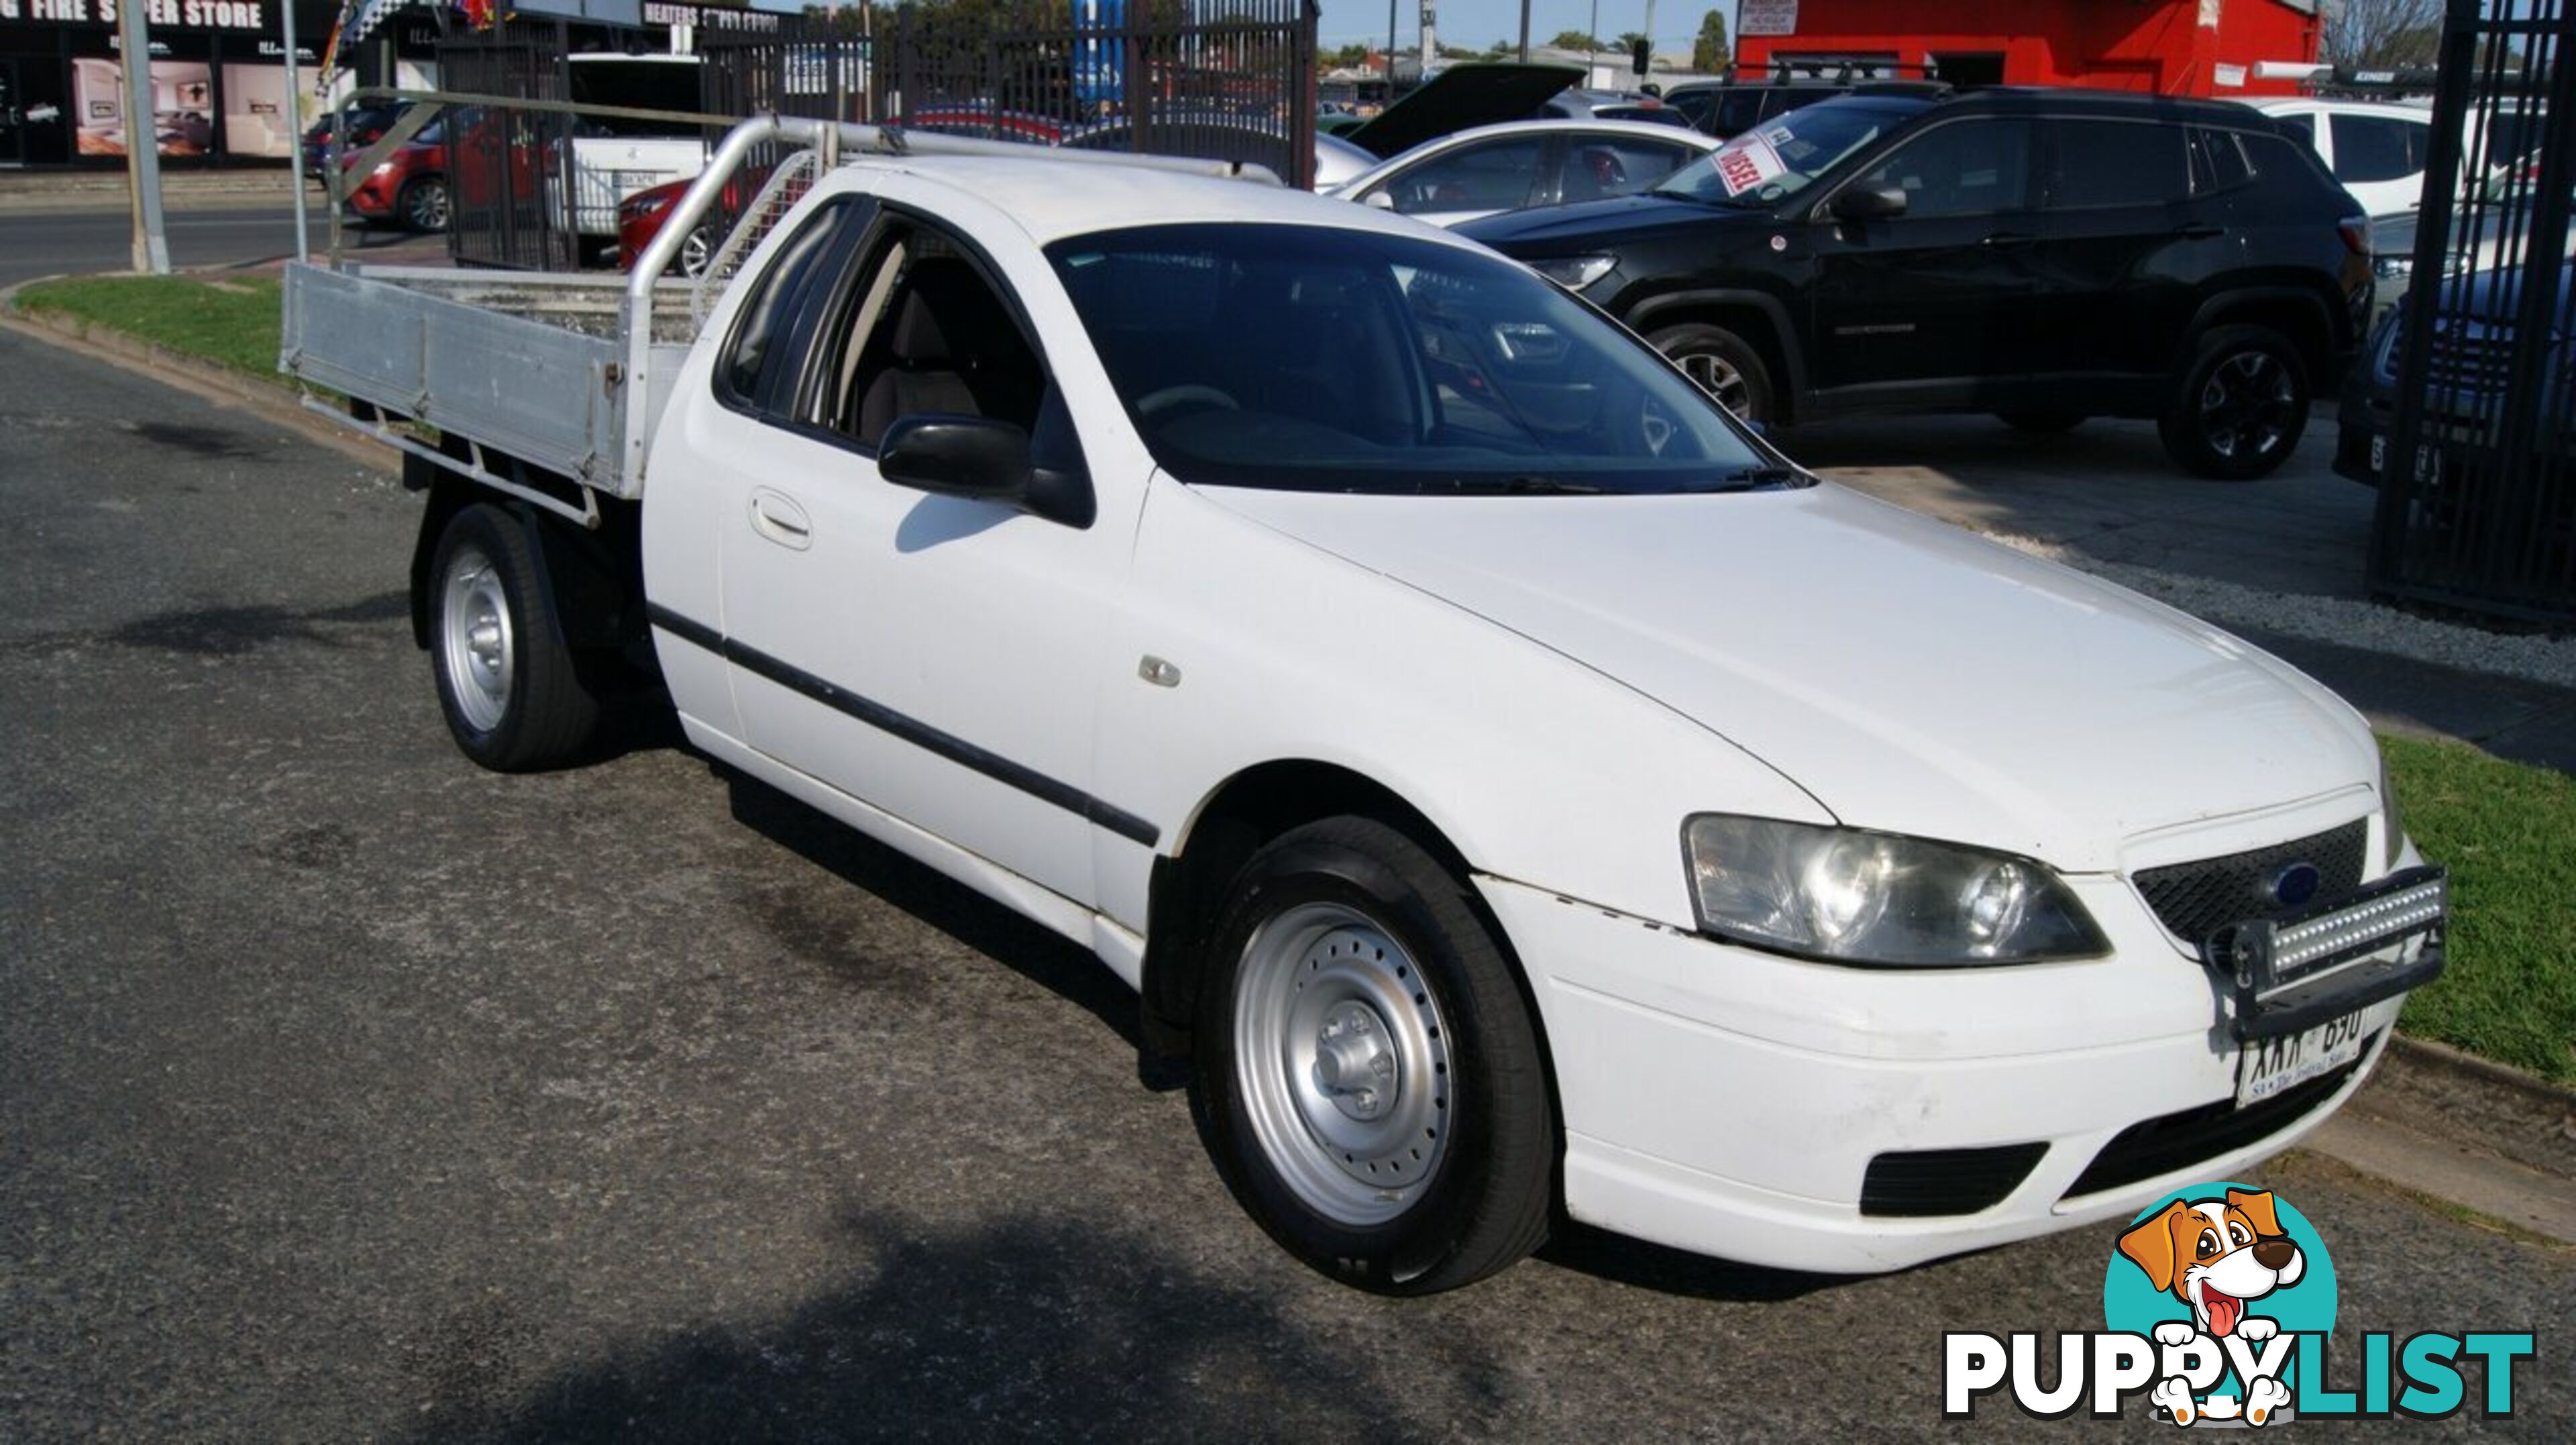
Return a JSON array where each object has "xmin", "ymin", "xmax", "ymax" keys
[
  {"xmin": 2198, "ymin": 351, "xmax": 2294, "ymax": 461},
  {"xmin": 439, "ymin": 544, "xmax": 513, "ymax": 733},
  {"xmin": 1676, "ymin": 350, "xmax": 1751, "ymax": 417},
  {"xmin": 1234, "ymin": 902, "xmax": 1453, "ymax": 1227},
  {"xmin": 411, "ymin": 180, "xmax": 449, "ymax": 231}
]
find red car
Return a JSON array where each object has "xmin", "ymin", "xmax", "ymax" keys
[{"xmin": 340, "ymin": 117, "xmax": 449, "ymax": 232}]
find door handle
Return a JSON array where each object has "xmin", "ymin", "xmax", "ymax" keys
[
  {"xmin": 2175, "ymin": 222, "xmax": 2225, "ymax": 239},
  {"xmin": 1982, "ymin": 231, "xmax": 2036, "ymax": 248},
  {"xmin": 748, "ymin": 488, "xmax": 813, "ymax": 551}
]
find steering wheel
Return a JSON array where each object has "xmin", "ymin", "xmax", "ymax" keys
[{"xmin": 1137, "ymin": 384, "xmax": 1240, "ymax": 423}]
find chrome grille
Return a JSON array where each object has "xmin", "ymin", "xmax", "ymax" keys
[
  {"xmin": 2425, "ymin": 325, "xmax": 2514, "ymax": 392},
  {"xmin": 2134, "ymin": 820, "xmax": 2370, "ymax": 949}
]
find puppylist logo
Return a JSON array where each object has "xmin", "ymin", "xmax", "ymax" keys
[{"xmin": 1943, "ymin": 1183, "xmax": 2538, "ymax": 1424}]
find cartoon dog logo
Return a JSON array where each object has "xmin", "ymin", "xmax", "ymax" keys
[{"xmin": 2118, "ymin": 1187, "xmax": 2308, "ymax": 1426}]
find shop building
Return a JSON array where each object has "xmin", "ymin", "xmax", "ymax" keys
[
  {"xmin": 0, "ymin": 0, "xmax": 446, "ymax": 167},
  {"xmin": 1733, "ymin": 0, "xmax": 2322, "ymax": 99}
]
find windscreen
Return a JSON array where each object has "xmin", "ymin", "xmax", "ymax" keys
[
  {"xmin": 1047, "ymin": 223, "xmax": 1786, "ymax": 495},
  {"xmin": 1655, "ymin": 99, "xmax": 1908, "ymax": 206}
]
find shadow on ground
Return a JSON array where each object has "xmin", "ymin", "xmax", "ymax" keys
[{"xmin": 407, "ymin": 1206, "xmax": 1479, "ymax": 1442}]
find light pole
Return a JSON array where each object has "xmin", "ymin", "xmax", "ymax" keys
[
  {"xmin": 117, "ymin": 0, "xmax": 170, "ymax": 274},
  {"xmin": 1517, "ymin": 0, "xmax": 1529, "ymax": 61}
]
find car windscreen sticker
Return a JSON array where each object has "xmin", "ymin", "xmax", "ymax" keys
[{"xmin": 1715, "ymin": 132, "xmax": 1786, "ymax": 196}]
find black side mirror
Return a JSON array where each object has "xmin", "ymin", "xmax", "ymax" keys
[
  {"xmin": 1829, "ymin": 183, "xmax": 1909, "ymax": 221},
  {"xmin": 878, "ymin": 413, "xmax": 1093, "ymax": 528}
]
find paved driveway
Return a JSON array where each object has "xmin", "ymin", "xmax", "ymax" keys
[{"xmin": 3, "ymin": 334, "xmax": 2568, "ymax": 1439}]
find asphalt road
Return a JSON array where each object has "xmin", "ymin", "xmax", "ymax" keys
[
  {"xmin": 0, "ymin": 203, "xmax": 429, "ymax": 288},
  {"xmin": 2, "ymin": 327, "xmax": 2569, "ymax": 1440}
]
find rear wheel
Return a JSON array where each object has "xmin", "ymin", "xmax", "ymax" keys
[
  {"xmin": 1647, "ymin": 322, "xmax": 1774, "ymax": 423},
  {"xmin": 399, "ymin": 175, "xmax": 449, "ymax": 233},
  {"xmin": 1195, "ymin": 816, "xmax": 1556, "ymax": 1295},
  {"xmin": 2159, "ymin": 325, "xmax": 2310, "ymax": 480},
  {"xmin": 427, "ymin": 504, "xmax": 600, "ymax": 771}
]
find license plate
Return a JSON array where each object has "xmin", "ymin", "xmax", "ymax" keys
[
  {"xmin": 2369, "ymin": 435, "xmax": 2441, "ymax": 484},
  {"xmin": 2236, "ymin": 1011, "xmax": 2368, "ymax": 1108}
]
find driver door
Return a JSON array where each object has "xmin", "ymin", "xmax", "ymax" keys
[
  {"xmin": 1805, "ymin": 117, "xmax": 2043, "ymax": 400},
  {"xmin": 690, "ymin": 205, "xmax": 1142, "ymax": 906}
]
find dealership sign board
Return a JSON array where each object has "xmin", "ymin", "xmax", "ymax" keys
[{"xmin": 1738, "ymin": 0, "xmax": 1798, "ymax": 38}]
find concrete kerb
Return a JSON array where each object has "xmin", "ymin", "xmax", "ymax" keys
[{"xmin": 4, "ymin": 266, "xmax": 2569, "ymax": 1246}]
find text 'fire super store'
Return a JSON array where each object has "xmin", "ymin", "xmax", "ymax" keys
[{"xmin": 0, "ymin": 0, "xmax": 435, "ymax": 168}]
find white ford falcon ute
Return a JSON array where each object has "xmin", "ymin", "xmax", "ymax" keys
[{"xmin": 390, "ymin": 152, "xmax": 2449, "ymax": 1293}]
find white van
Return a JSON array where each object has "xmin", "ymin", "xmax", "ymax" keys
[{"xmin": 2255, "ymin": 98, "xmax": 2434, "ymax": 215}]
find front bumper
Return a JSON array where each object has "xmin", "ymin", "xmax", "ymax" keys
[{"xmin": 1479, "ymin": 856, "xmax": 2434, "ymax": 1275}]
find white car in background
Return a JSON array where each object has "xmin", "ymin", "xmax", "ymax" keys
[
  {"xmin": 1330, "ymin": 119, "xmax": 1720, "ymax": 227},
  {"xmin": 2255, "ymin": 98, "xmax": 2434, "ymax": 215}
]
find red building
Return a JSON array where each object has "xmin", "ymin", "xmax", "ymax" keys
[{"xmin": 1733, "ymin": 0, "xmax": 2322, "ymax": 99}]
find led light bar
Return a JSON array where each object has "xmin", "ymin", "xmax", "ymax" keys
[{"xmin": 2205, "ymin": 866, "xmax": 2450, "ymax": 1041}]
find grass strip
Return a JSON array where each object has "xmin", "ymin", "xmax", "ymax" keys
[
  {"xmin": 2382, "ymin": 733, "xmax": 2576, "ymax": 1085},
  {"xmin": 13, "ymin": 274, "xmax": 283, "ymax": 378}
]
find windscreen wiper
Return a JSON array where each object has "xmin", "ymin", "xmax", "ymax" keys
[
  {"xmin": 1430, "ymin": 476, "xmax": 1612, "ymax": 495},
  {"xmin": 1673, "ymin": 465, "xmax": 1808, "ymax": 493}
]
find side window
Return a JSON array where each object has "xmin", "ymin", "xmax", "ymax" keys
[
  {"xmin": 1714, "ymin": 90, "xmax": 1768, "ymax": 136},
  {"xmin": 1379, "ymin": 136, "xmax": 1546, "ymax": 214},
  {"xmin": 800, "ymin": 223, "xmax": 1046, "ymax": 451},
  {"xmin": 1849, "ymin": 118, "xmax": 2034, "ymax": 218},
  {"xmin": 1666, "ymin": 89, "xmax": 1717, "ymax": 131},
  {"xmin": 2189, "ymin": 127, "xmax": 2254, "ymax": 193},
  {"xmin": 2273, "ymin": 111, "xmax": 2318, "ymax": 146},
  {"xmin": 718, "ymin": 196, "xmax": 861, "ymax": 409},
  {"xmin": 2045, "ymin": 119, "xmax": 2191, "ymax": 209},
  {"xmin": 2331, "ymin": 114, "xmax": 2424, "ymax": 183},
  {"xmin": 1560, "ymin": 138, "xmax": 1701, "ymax": 203}
]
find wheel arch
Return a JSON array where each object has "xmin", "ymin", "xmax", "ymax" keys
[
  {"xmin": 1621, "ymin": 286, "xmax": 1808, "ymax": 414},
  {"xmin": 2183, "ymin": 286, "xmax": 2337, "ymax": 381},
  {"xmin": 1137, "ymin": 759, "xmax": 1557, "ymax": 1114},
  {"xmin": 407, "ymin": 462, "xmax": 643, "ymax": 659}
]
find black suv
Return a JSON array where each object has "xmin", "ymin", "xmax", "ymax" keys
[{"xmin": 1458, "ymin": 89, "xmax": 2375, "ymax": 478}]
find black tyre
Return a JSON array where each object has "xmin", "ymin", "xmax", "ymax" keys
[
  {"xmin": 2158, "ymin": 324, "xmax": 2310, "ymax": 480},
  {"xmin": 1996, "ymin": 409, "xmax": 2086, "ymax": 433},
  {"xmin": 399, "ymin": 175, "xmax": 449, "ymax": 233},
  {"xmin": 1647, "ymin": 322, "xmax": 1775, "ymax": 422},
  {"xmin": 1195, "ymin": 816, "xmax": 1556, "ymax": 1295},
  {"xmin": 426, "ymin": 503, "xmax": 600, "ymax": 772}
]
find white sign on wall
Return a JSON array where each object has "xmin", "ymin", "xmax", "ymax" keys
[{"xmin": 1739, "ymin": 0, "xmax": 1799, "ymax": 39}]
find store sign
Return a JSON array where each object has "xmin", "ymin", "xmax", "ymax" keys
[
  {"xmin": 1738, "ymin": 0, "xmax": 1797, "ymax": 38},
  {"xmin": 639, "ymin": 1, "xmax": 780, "ymax": 32},
  {"xmin": 0, "ymin": 0, "xmax": 271, "ymax": 30}
]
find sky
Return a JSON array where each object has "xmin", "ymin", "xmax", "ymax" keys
[{"xmin": 1317, "ymin": 0, "xmax": 1738, "ymax": 58}]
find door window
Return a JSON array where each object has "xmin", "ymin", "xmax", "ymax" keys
[
  {"xmin": 1559, "ymin": 137, "xmax": 1701, "ymax": 202},
  {"xmin": 2045, "ymin": 119, "xmax": 2190, "ymax": 209},
  {"xmin": 1849, "ymin": 118, "xmax": 2034, "ymax": 217},
  {"xmin": 798, "ymin": 223, "xmax": 1046, "ymax": 451},
  {"xmin": 716, "ymin": 196, "xmax": 865, "ymax": 410},
  {"xmin": 2330, "ymin": 113, "xmax": 2428, "ymax": 183},
  {"xmin": 1377, "ymin": 136, "xmax": 1546, "ymax": 215},
  {"xmin": 2189, "ymin": 127, "xmax": 2255, "ymax": 193}
]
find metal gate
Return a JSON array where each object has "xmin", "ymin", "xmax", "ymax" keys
[
  {"xmin": 439, "ymin": 32, "xmax": 576, "ymax": 272},
  {"xmin": 2369, "ymin": 0, "xmax": 2576, "ymax": 625}
]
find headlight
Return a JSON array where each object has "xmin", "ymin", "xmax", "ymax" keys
[
  {"xmin": 2374, "ymin": 254, "xmax": 2412, "ymax": 280},
  {"xmin": 1682, "ymin": 814, "xmax": 2107, "ymax": 965},
  {"xmin": 372, "ymin": 161, "xmax": 397, "ymax": 177},
  {"xmin": 2377, "ymin": 749, "xmax": 2406, "ymax": 869},
  {"xmin": 630, "ymin": 194, "xmax": 672, "ymax": 219},
  {"xmin": 1530, "ymin": 255, "xmax": 1615, "ymax": 291}
]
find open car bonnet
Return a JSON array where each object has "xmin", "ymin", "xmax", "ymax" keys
[{"xmin": 1345, "ymin": 62, "xmax": 1586, "ymax": 159}]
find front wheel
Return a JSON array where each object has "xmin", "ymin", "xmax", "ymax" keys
[
  {"xmin": 1195, "ymin": 817, "xmax": 1556, "ymax": 1295},
  {"xmin": 2159, "ymin": 325, "xmax": 2310, "ymax": 480},
  {"xmin": 1647, "ymin": 322, "xmax": 1774, "ymax": 423},
  {"xmin": 427, "ymin": 504, "xmax": 600, "ymax": 771}
]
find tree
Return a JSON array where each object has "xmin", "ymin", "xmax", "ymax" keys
[
  {"xmin": 1548, "ymin": 29, "xmax": 1606, "ymax": 51},
  {"xmin": 2320, "ymin": 0, "xmax": 2443, "ymax": 70},
  {"xmin": 1692, "ymin": 8, "xmax": 1730, "ymax": 72}
]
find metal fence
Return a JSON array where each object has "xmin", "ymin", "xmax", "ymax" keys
[
  {"xmin": 439, "ymin": 31, "xmax": 579, "ymax": 272},
  {"xmin": 2369, "ymin": 0, "xmax": 2576, "ymax": 625},
  {"xmin": 871, "ymin": 0, "xmax": 1318, "ymax": 189}
]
